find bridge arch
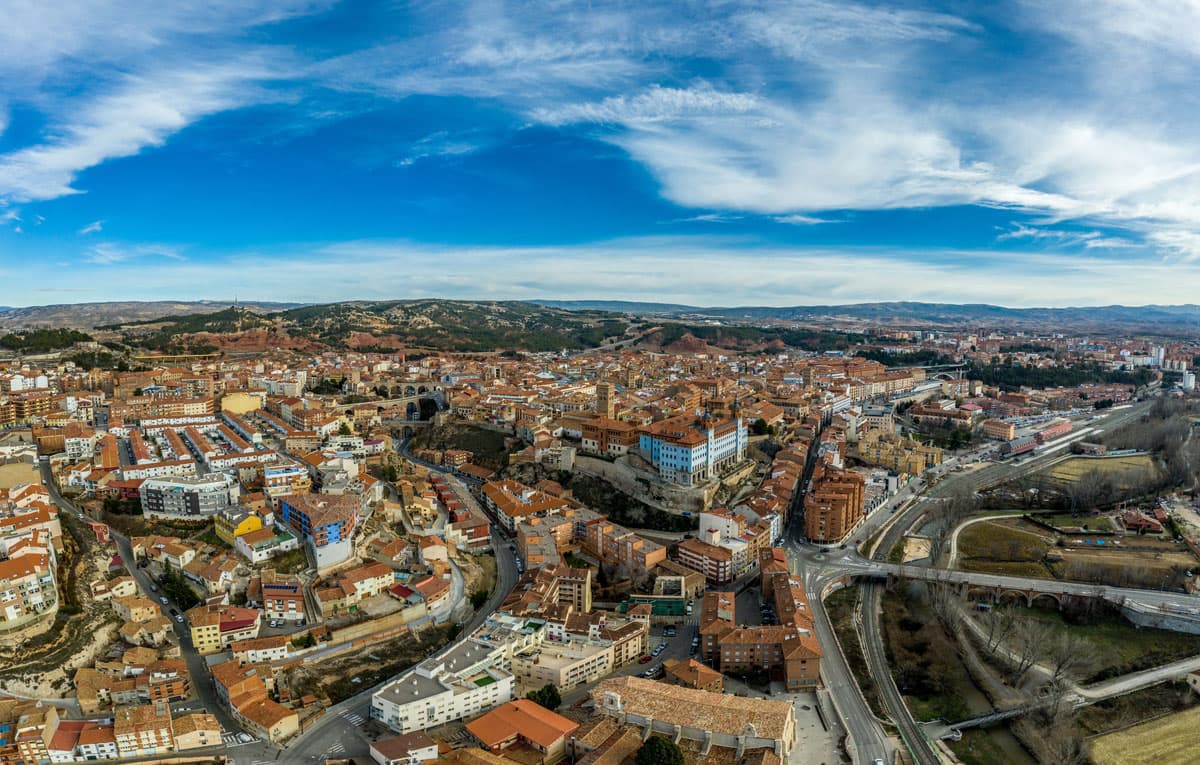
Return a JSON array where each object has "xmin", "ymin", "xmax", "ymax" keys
[{"xmin": 1029, "ymin": 592, "xmax": 1063, "ymax": 611}]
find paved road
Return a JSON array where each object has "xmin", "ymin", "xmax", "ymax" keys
[
  {"xmin": 859, "ymin": 581, "xmax": 941, "ymax": 765},
  {"xmin": 38, "ymin": 460, "xmax": 248, "ymax": 735}
]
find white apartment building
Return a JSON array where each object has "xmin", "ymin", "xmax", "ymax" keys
[{"xmin": 372, "ymin": 614, "xmax": 553, "ymax": 733}]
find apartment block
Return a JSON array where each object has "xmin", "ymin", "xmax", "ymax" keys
[
  {"xmin": 803, "ymin": 458, "xmax": 865, "ymax": 544},
  {"xmin": 277, "ymin": 493, "xmax": 359, "ymax": 569},
  {"xmin": 139, "ymin": 472, "xmax": 240, "ymax": 520}
]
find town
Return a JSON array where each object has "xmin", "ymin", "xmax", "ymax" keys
[{"xmin": 0, "ymin": 302, "xmax": 1195, "ymax": 765}]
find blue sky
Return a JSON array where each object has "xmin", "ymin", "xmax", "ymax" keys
[{"xmin": 1, "ymin": 0, "xmax": 1199, "ymax": 307}]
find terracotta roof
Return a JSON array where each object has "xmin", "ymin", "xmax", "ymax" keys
[{"xmin": 465, "ymin": 700, "xmax": 579, "ymax": 749}]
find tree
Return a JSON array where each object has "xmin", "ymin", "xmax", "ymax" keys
[
  {"xmin": 338, "ymin": 421, "xmax": 352, "ymax": 436},
  {"xmin": 636, "ymin": 736, "xmax": 684, "ymax": 765},
  {"xmin": 469, "ymin": 590, "xmax": 489, "ymax": 608},
  {"xmin": 526, "ymin": 684, "xmax": 561, "ymax": 710},
  {"xmin": 751, "ymin": 418, "xmax": 770, "ymax": 436},
  {"xmin": 978, "ymin": 606, "xmax": 1018, "ymax": 656}
]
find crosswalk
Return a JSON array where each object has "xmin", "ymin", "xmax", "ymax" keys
[
  {"xmin": 340, "ymin": 710, "xmax": 367, "ymax": 727},
  {"xmin": 326, "ymin": 741, "xmax": 346, "ymax": 756}
]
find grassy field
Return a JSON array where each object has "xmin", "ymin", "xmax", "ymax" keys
[
  {"xmin": 1035, "ymin": 512, "xmax": 1116, "ymax": 532},
  {"xmin": 1044, "ymin": 454, "xmax": 1156, "ymax": 486},
  {"xmin": 958, "ymin": 519, "xmax": 1053, "ymax": 563},
  {"xmin": 957, "ymin": 517, "xmax": 1196, "ymax": 589},
  {"xmin": 1090, "ymin": 705, "xmax": 1200, "ymax": 765},
  {"xmin": 1010, "ymin": 606, "xmax": 1200, "ymax": 682}
]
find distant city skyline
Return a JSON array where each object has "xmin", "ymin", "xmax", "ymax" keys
[{"xmin": 2, "ymin": 1, "xmax": 1199, "ymax": 306}]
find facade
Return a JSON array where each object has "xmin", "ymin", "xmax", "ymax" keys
[
  {"xmin": 214, "ymin": 505, "xmax": 263, "ymax": 545},
  {"xmin": 981, "ymin": 419, "xmax": 1016, "ymax": 441},
  {"xmin": 580, "ymin": 417, "xmax": 637, "ymax": 457},
  {"xmin": 112, "ymin": 703, "xmax": 174, "ymax": 758},
  {"xmin": 803, "ymin": 458, "xmax": 865, "ymax": 544},
  {"xmin": 139, "ymin": 472, "xmax": 240, "ymax": 520},
  {"xmin": 372, "ymin": 638, "xmax": 515, "ymax": 734},
  {"xmin": 277, "ymin": 493, "xmax": 359, "ymax": 569},
  {"xmin": 638, "ymin": 414, "xmax": 747, "ymax": 486},
  {"xmin": 674, "ymin": 537, "xmax": 733, "ymax": 584}
]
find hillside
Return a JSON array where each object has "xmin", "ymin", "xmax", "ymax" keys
[
  {"xmin": 0, "ymin": 301, "xmax": 303, "ymax": 329},
  {"xmin": 108, "ymin": 300, "xmax": 633, "ymax": 354}
]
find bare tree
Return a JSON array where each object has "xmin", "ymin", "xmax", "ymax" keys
[
  {"xmin": 978, "ymin": 605, "xmax": 1019, "ymax": 656},
  {"xmin": 1045, "ymin": 630, "xmax": 1096, "ymax": 683},
  {"xmin": 929, "ymin": 583, "xmax": 964, "ymax": 631},
  {"xmin": 1009, "ymin": 618, "xmax": 1050, "ymax": 684}
]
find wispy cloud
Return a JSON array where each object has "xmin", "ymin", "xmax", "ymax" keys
[
  {"xmin": 86, "ymin": 242, "xmax": 184, "ymax": 265},
  {"xmin": 78, "ymin": 220, "xmax": 104, "ymax": 235}
]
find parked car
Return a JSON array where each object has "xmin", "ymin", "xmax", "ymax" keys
[
  {"xmin": 174, "ymin": 614, "xmax": 185, "ymax": 623},
  {"xmin": 159, "ymin": 597, "xmax": 169, "ymax": 605},
  {"xmin": 639, "ymin": 655, "xmax": 653, "ymax": 664},
  {"xmin": 169, "ymin": 608, "xmax": 179, "ymax": 617}
]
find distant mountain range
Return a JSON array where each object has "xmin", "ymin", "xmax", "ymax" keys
[
  {"xmin": 534, "ymin": 300, "xmax": 1200, "ymax": 332},
  {"xmin": 0, "ymin": 301, "xmax": 305, "ymax": 329},
  {"xmin": 1, "ymin": 298, "xmax": 1197, "ymax": 342}
]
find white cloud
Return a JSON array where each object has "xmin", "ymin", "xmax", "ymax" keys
[
  {"xmin": 533, "ymin": 85, "xmax": 760, "ymax": 126},
  {"xmin": 0, "ymin": 59, "xmax": 293, "ymax": 204},
  {"xmin": 86, "ymin": 241, "xmax": 184, "ymax": 265},
  {"xmin": 774, "ymin": 215, "xmax": 838, "ymax": 225},
  {"xmin": 78, "ymin": 220, "xmax": 104, "ymax": 235},
  {"xmin": 17, "ymin": 236, "xmax": 1200, "ymax": 308}
]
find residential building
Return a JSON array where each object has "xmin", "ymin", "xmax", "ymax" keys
[
  {"xmin": 481, "ymin": 480, "xmax": 570, "ymax": 532},
  {"xmin": 580, "ymin": 417, "xmax": 637, "ymax": 457},
  {"xmin": 804, "ymin": 458, "xmax": 865, "ymax": 544},
  {"xmin": 371, "ymin": 732, "xmax": 440, "ymax": 765},
  {"xmin": 214, "ymin": 505, "xmax": 263, "ymax": 545},
  {"xmin": 674, "ymin": 537, "xmax": 733, "ymax": 584},
  {"xmin": 139, "ymin": 472, "xmax": 240, "ymax": 520},
  {"xmin": 112, "ymin": 703, "xmax": 174, "ymax": 758},
  {"xmin": 172, "ymin": 712, "xmax": 221, "ymax": 751},
  {"xmin": 277, "ymin": 493, "xmax": 359, "ymax": 569}
]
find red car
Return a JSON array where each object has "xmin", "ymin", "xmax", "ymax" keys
[{"xmin": 639, "ymin": 655, "xmax": 652, "ymax": 664}]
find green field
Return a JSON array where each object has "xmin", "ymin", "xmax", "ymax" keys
[{"xmin": 1034, "ymin": 512, "xmax": 1115, "ymax": 532}]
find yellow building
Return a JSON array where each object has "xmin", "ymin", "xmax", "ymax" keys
[
  {"xmin": 214, "ymin": 506, "xmax": 263, "ymax": 546},
  {"xmin": 855, "ymin": 429, "xmax": 943, "ymax": 475},
  {"xmin": 219, "ymin": 391, "xmax": 265, "ymax": 414},
  {"xmin": 185, "ymin": 608, "xmax": 222, "ymax": 655}
]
